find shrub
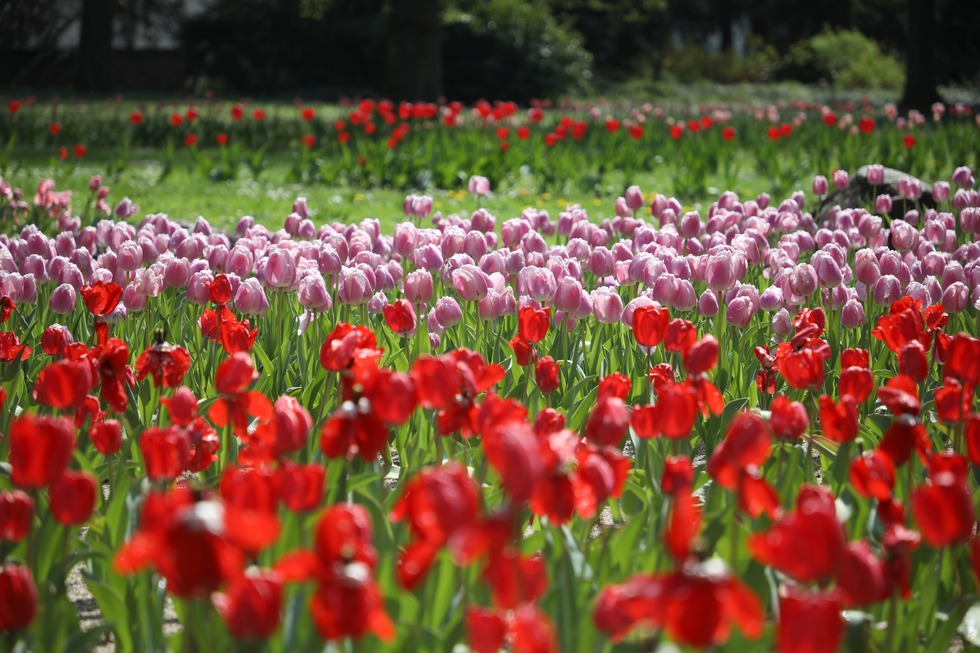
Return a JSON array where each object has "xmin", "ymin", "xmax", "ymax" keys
[
  {"xmin": 442, "ymin": 0, "xmax": 593, "ymax": 102},
  {"xmin": 780, "ymin": 27, "xmax": 904, "ymax": 90}
]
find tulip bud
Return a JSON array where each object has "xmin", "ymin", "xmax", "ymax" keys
[
  {"xmin": 49, "ymin": 283, "xmax": 76, "ymax": 314},
  {"xmin": 697, "ymin": 289, "xmax": 718, "ymax": 317},
  {"xmin": 832, "ymin": 170, "xmax": 849, "ymax": 189},
  {"xmin": 434, "ymin": 296, "xmax": 463, "ymax": 327},
  {"xmin": 812, "ymin": 175, "xmax": 828, "ymax": 196},
  {"xmin": 624, "ymin": 185, "xmax": 644, "ymax": 211},
  {"xmin": 952, "ymin": 166, "xmax": 975, "ymax": 188}
]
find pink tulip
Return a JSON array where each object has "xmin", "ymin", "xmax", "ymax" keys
[
  {"xmin": 812, "ymin": 175, "xmax": 828, "ymax": 196},
  {"xmin": 841, "ymin": 299, "xmax": 865, "ymax": 329},
  {"xmin": 890, "ymin": 220, "xmax": 917, "ymax": 252},
  {"xmin": 338, "ymin": 267, "xmax": 372, "ymax": 305},
  {"xmin": 726, "ymin": 296, "xmax": 756, "ymax": 329},
  {"xmin": 872, "ymin": 195, "xmax": 893, "ymax": 217},
  {"xmin": 790, "ymin": 263, "xmax": 818, "ymax": 297},
  {"xmin": 434, "ymin": 296, "xmax": 463, "ymax": 327},
  {"xmin": 698, "ymin": 289, "xmax": 719, "ymax": 317},
  {"xmin": 872, "ymin": 274, "xmax": 902, "ymax": 305},
  {"xmin": 298, "ymin": 274, "xmax": 331, "ymax": 312},
  {"xmin": 263, "ymin": 249, "xmax": 296, "ymax": 290},
  {"xmin": 832, "ymin": 170, "xmax": 849, "ymax": 189},
  {"xmin": 624, "ymin": 185, "xmax": 644, "ymax": 211},
  {"xmin": 452, "ymin": 265, "xmax": 488, "ymax": 301},
  {"xmin": 866, "ymin": 164, "xmax": 885, "ymax": 186},
  {"xmin": 468, "ymin": 175, "xmax": 490, "ymax": 195},
  {"xmin": 591, "ymin": 287, "xmax": 623, "ymax": 324},
  {"xmin": 952, "ymin": 166, "xmax": 975, "ymax": 188},
  {"xmin": 942, "ymin": 281, "xmax": 968, "ymax": 313},
  {"xmin": 49, "ymin": 283, "xmax": 76, "ymax": 314},
  {"xmin": 772, "ymin": 308, "xmax": 793, "ymax": 338}
]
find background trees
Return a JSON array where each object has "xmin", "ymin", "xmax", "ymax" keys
[{"xmin": 4, "ymin": 0, "xmax": 977, "ymax": 108}]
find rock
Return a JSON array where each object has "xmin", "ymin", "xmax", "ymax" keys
[{"xmin": 818, "ymin": 165, "xmax": 935, "ymax": 221}]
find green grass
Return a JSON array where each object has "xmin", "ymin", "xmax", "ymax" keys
[{"xmin": 5, "ymin": 148, "xmax": 783, "ymax": 234}]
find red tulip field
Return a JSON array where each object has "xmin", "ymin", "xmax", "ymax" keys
[{"xmin": 0, "ymin": 95, "xmax": 979, "ymax": 653}]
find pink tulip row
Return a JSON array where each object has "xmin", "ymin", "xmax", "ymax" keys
[{"xmin": 1, "ymin": 167, "xmax": 978, "ymax": 347}]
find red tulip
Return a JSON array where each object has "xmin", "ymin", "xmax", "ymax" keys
[
  {"xmin": 648, "ymin": 363, "xmax": 675, "ymax": 394},
  {"xmin": 819, "ymin": 395, "xmax": 859, "ymax": 442},
  {"xmin": 630, "ymin": 403, "xmax": 659, "ymax": 439},
  {"xmin": 508, "ymin": 334, "xmax": 536, "ymax": 366},
  {"xmin": 776, "ymin": 346, "xmax": 827, "ymax": 390},
  {"xmin": 849, "ymin": 450, "xmax": 895, "ymax": 500},
  {"xmin": 467, "ymin": 607, "xmax": 507, "ymax": 653},
  {"xmin": 876, "ymin": 374, "xmax": 921, "ymax": 416},
  {"xmin": 0, "ymin": 296, "xmax": 14, "ymax": 323},
  {"xmin": 632, "ymin": 305, "xmax": 669, "ymax": 348},
  {"xmin": 0, "ymin": 564, "xmax": 38, "ymax": 632},
  {"xmin": 309, "ymin": 572, "xmax": 395, "ymax": 642},
  {"xmin": 33, "ymin": 358, "xmax": 96, "ymax": 409},
  {"xmin": 518, "ymin": 306, "xmax": 550, "ymax": 344},
  {"xmin": 383, "ymin": 299, "xmax": 416, "ymax": 335},
  {"xmin": 139, "ymin": 426, "xmax": 192, "ymax": 482},
  {"xmin": 574, "ymin": 444, "xmax": 630, "ymax": 520},
  {"xmin": 115, "ymin": 488, "xmax": 278, "ymax": 598},
  {"xmin": 209, "ymin": 274, "xmax": 234, "ymax": 304},
  {"xmin": 583, "ymin": 397, "xmax": 629, "ymax": 447},
  {"xmin": 213, "ymin": 571, "xmax": 283, "ymax": 639},
  {"xmin": 319, "ymin": 323, "xmax": 381, "ymax": 372},
  {"xmin": 221, "ymin": 466, "xmax": 279, "ymax": 514},
  {"xmin": 91, "ymin": 419, "xmax": 123, "ymax": 455},
  {"xmin": 665, "ymin": 490, "xmax": 701, "ymax": 561},
  {"xmin": 661, "ymin": 456, "xmax": 694, "ymax": 495},
  {"xmin": 665, "ymin": 318, "xmax": 697, "ymax": 354},
  {"xmin": 278, "ymin": 462, "xmax": 325, "ymax": 513},
  {"xmin": 8, "ymin": 414, "xmax": 74, "ymax": 489},
  {"xmin": 135, "ymin": 341, "xmax": 191, "ymax": 388},
  {"xmin": 898, "ymin": 340, "xmax": 929, "ymax": 381},
  {"xmin": 656, "ymin": 381, "xmax": 698, "ymax": 438},
  {"xmin": 749, "ymin": 485, "xmax": 845, "ymax": 584},
  {"xmin": 483, "ymin": 550, "xmax": 548, "ymax": 609},
  {"xmin": 776, "ymin": 586, "xmax": 843, "ymax": 653},
  {"xmin": 837, "ymin": 541, "xmax": 888, "ymax": 607},
  {"xmin": 210, "ymin": 353, "xmax": 273, "ymax": 438},
  {"xmin": 49, "ymin": 471, "xmax": 97, "ymax": 525},
  {"xmin": 0, "ymin": 332, "xmax": 31, "ymax": 362},
  {"xmin": 597, "ymin": 373, "xmax": 631, "ymax": 400},
  {"xmin": 770, "ymin": 395, "xmax": 808, "ymax": 439},
  {"xmin": 312, "ymin": 503, "xmax": 378, "ymax": 570},
  {"xmin": 161, "ymin": 386, "xmax": 199, "ymax": 427},
  {"xmin": 707, "ymin": 412, "xmax": 772, "ymax": 490},
  {"xmin": 839, "ymin": 366, "xmax": 874, "ymax": 403},
  {"xmin": 935, "ymin": 377, "xmax": 972, "ymax": 423},
  {"xmin": 841, "ymin": 347, "xmax": 870, "ymax": 369},
  {"xmin": 872, "ymin": 298, "xmax": 930, "ymax": 354},
  {"xmin": 40, "ymin": 325, "xmax": 73, "ymax": 356},
  {"xmin": 683, "ymin": 335, "xmax": 719, "ymax": 375},
  {"xmin": 481, "ymin": 416, "xmax": 544, "ymax": 504},
  {"xmin": 967, "ymin": 414, "xmax": 980, "ymax": 465},
  {"xmin": 390, "ymin": 463, "xmax": 480, "ymax": 590},
  {"xmin": 912, "ymin": 458, "xmax": 975, "ymax": 547},
  {"xmin": 594, "ymin": 563, "xmax": 763, "ymax": 647},
  {"xmin": 80, "ymin": 280, "xmax": 123, "ymax": 316},
  {"xmin": 0, "ymin": 491, "xmax": 33, "ymax": 542},
  {"xmin": 738, "ymin": 470, "xmax": 781, "ymax": 519},
  {"xmin": 944, "ymin": 334, "xmax": 980, "ymax": 388},
  {"xmin": 535, "ymin": 356, "xmax": 560, "ymax": 394}
]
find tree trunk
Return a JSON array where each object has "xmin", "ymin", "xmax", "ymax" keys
[
  {"xmin": 384, "ymin": 0, "xmax": 443, "ymax": 101},
  {"xmin": 900, "ymin": 0, "xmax": 941, "ymax": 112},
  {"xmin": 77, "ymin": 0, "xmax": 114, "ymax": 91}
]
